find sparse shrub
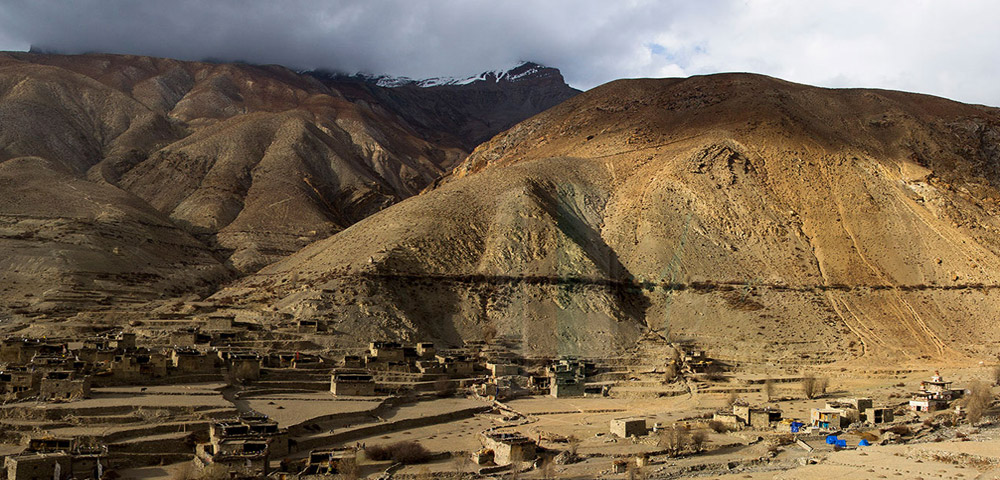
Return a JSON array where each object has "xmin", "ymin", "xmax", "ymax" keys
[
  {"xmin": 690, "ymin": 430, "xmax": 707, "ymax": 452},
  {"xmin": 365, "ymin": 441, "xmax": 431, "ymax": 464},
  {"xmin": 708, "ymin": 420, "xmax": 729, "ymax": 433},
  {"xmin": 764, "ymin": 378, "xmax": 775, "ymax": 401},
  {"xmin": 567, "ymin": 435, "xmax": 581, "ymax": 457},
  {"xmin": 365, "ymin": 444, "xmax": 392, "ymax": 461},
  {"xmin": 884, "ymin": 424, "xmax": 911, "ymax": 436},
  {"xmin": 801, "ymin": 375, "xmax": 828, "ymax": 399},
  {"xmin": 657, "ymin": 425, "xmax": 689, "ymax": 456},
  {"xmin": 337, "ymin": 454, "xmax": 360, "ymax": 480},
  {"xmin": 965, "ymin": 380, "xmax": 993, "ymax": 425}
]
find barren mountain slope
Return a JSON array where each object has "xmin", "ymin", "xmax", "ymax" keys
[
  {"xmin": 0, "ymin": 157, "xmax": 231, "ymax": 314},
  {"xmin": 221, "ymin": 74, "xmax": 1000, "ymax": 365},
  {"xmin": 0, "ymin": 52, "xmax": 466, "ymax": 272}
]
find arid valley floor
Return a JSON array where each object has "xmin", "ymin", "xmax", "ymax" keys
[{"xmin": 0, "ymin": 307, "xmax": 997, "ymax": 480}]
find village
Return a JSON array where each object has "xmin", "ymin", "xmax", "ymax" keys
[{"xmin": 0, "ymin": 311, "xmax": 996, "ymax": 480}]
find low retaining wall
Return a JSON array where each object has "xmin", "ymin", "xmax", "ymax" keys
[{"xmin": 292, "ymin": 405, "xmax": 491, "ymax": 451}]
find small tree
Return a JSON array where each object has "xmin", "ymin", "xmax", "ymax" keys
[
  {"xmin": 337, "ymin": 454, "xmax": 360, "ymax": 480},
  {"xmin": 764, "ymin": 378, "xmax": 775, "ymax": 402},
  {"xmin": 802, "ymin": 375, "xmax": 828, "ymax": 399},
  {"xmin": 965, "ymin": 380, "xmax": 993, "ymax": 425},
  {"xmin": 657, "ymin": 425, "xmax": 689, "ymax": 457},
  {"xmin": 691, "ymin": 430, "xmax": 707, "ymax": 452},
  {"xmin": 816, "ymin": 377, "xmax": 829, "ymax": 396},
  {"xmin": 539, "ymin": 457, "xmax": 556, "ymax": 479},
  {"xmin": 567, "ymin": 435, "xmax": 581, "ymax": 457}
]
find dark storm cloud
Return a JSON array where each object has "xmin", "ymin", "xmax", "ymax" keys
[{"xmin": 1, "ymin": 0, "xmax": 999, "ymax": 105}]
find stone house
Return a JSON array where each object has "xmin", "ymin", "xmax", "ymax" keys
[
  {"xmin": 169, "ymin": 329, "xmax": 200, "ymax": 347},
  {"xmin": 194, "ymin": 439, "xmax": 268, "ymax": 478},
  {"xmin": 480, "ymin": 432, "xmax": 536, "ymax": 465},
  {"xmin": 610, "ymin": 418, "xmax": 647, "ymax": 438},
  {"xmin": 437, "ymin": 355, "xmax": 476, "ymax": 376},
  {"xmin": 331, "ymin": 372, "xmax": 377, "ymax": 396},
  {"xmin": 732, "ymin": 404, "xmax": 781, "ymax": 429},
  {"xmin": 196, "ymin": 414, "xmax": 278, "ymax": 478},
  {"xmin": 711, "ymin": 412, "xmax": 741, "ymax": 429},
  {"xmin": 748, "ymin": 408, "xmax": 782, "ymax": 429},
  {"xmin": 0, "ymin": 369, "xmax": 40, "ymax": 395},
  {"xmin": 5, "ymin": 452, "xmax": 72, "ymax": 480},
  {"xmin": 368, "ymin": 342, "xmax": 405, "ymax": 362},
  {"xmin": 342, "ymin": 355, "xmax": 364, "ymax": 369},
  {"xmin": 39, "ymin": 371, "xmax": 91, "ymax": 400},
  {"xmin": 171, "ymin": 348, "xmax": 215, "ymax": 373},
  {"xmin": 810, "ymin": 402, "xmax": 857, "ymax": 429},
  {"xmin": 486, "ymin": 362, "xmax": 519, "ymax": 377},
  {"xmin": 302, "ymin": 448, "xmax": 356, "ymax": 475},
  {"xmin": 864, "ymin": 407, "xmax": 894, "ymax": 424},
  {"xmin": 204, "ymin": 314, "xmax": 235, "ymax": 331},
  {"xmin": 416, "ymin": 342, "xmax": 436, "ymax": 358},
  {"xmin": 550, "ymin": 377, "xmax": 585, "ymax": 398}
]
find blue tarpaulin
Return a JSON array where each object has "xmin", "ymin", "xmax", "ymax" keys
[
  {"xmin": 790, "ymin": 421, "xmax": 804, "ymax": 433},
  {"xmin": 835, "ymin": 440, "xmax": 847, "ymax": 448},
  {"xmin": 825, "ymin": 435, "xmax": 838, "ymax": 444},
  {"xmin": 859, "ymin": 439, "xmax": 871, "ymax": 446}
]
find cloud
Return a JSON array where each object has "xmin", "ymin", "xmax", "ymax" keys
[{"xmin": 1, "ymin": 0, "xmax": 998, "ymax": 105}]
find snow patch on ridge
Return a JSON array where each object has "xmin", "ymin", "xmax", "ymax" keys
[{"xmin": 365, "ymin": 62, "xmax": 550, "ymax": 88}]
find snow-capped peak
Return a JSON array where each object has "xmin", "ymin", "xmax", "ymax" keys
[{"xmin": 367, "ymin": 62, "xmax": 555, "ymax": 88}]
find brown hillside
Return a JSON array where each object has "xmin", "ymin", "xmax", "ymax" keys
[
  {"xmin": 0, "ymin": 52, "xmax": 464, "ymax": 274},
  {"xmin": 221, "ymin": 74, "xmax": 1000, "ymax": 365},
  {"xmin": 0, "ymin": 157, "xmax": 231, "ymax": 313}
]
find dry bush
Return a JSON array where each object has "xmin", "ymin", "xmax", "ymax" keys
[
  {"xmin": 707, "ymin": 420, "xmax": 729, "ymax": 433},
  {"xmin": 539, "ymin": 458, "xmax": 556, "ymax": 479},
  {"xmin": 801, "ymin": 375, "xmax": 829, "ymax": 399},
  {"xmin": 365, "ymin": 441, "xmax": 431, "ymax": 464},
  {"xmin": 764, "ymin": 378, "xmax": 775, "ymax": 401},
  {"xmin": 567, "ymin": 435, "xmax": 581, "ymax": 457},
  {"xmin": 337, "ymin": 455, "xmax": 360, "ymax": 480},
  {"xmin": 626, "ymin": 461, "xmax": 646, "ymax": 480},
  {"xmin": 883, "ymin": 424, "xmax": 911, "ymax": 436},
  {"xmin": 965, "ymin": 380, "xmax": 993, "ymax": 425},
  {"xmin": 690, "ymin": 430, "xmax": 707, "ymax": 452},
  {"xmin": 657, "ymin": 425, "xmax": 689, "ymax": 456}
]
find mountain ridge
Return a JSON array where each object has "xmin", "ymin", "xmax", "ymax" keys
[
  {"xmin": 216, "ymin": 73, "xmax": 1000, "ymax": 364},
  {"xmin": 0, "ymin": 51, "xmax": 577, "ymax": 315}
]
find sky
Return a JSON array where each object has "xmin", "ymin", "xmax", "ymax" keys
[{"xmin": 1, "ymin": 0, "xmax": 999, "ymax": 106}]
